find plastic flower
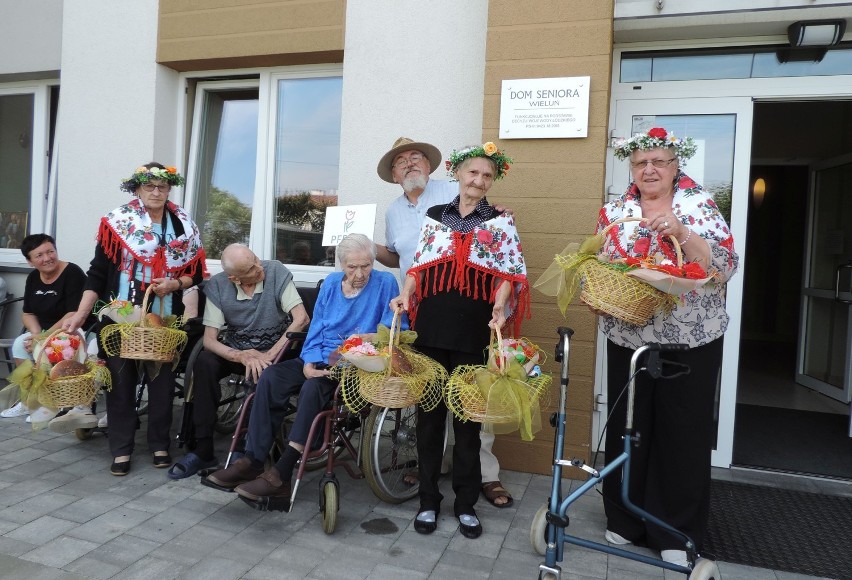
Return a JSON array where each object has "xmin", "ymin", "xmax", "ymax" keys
[
  {"xmin": 446, "ymin": 142, "xmax": 513, "ymax": 180},
  {"xmin": 483, "ymin": 142, "xmax": 498, "ymax": 155},
  {"xmin": 648, "ymin": 127, "xmax": 667, "ymax": 139},
  {"xmin": 612, "ymin": 127, "xmax": 697, "ymax": 166}
]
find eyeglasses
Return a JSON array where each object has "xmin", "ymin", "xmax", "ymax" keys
[
  {"xmin": 630, "ymin": 158, "xmax": 677, "ymax": 169},
  {"xmin": 392, "ymin": 152, "xmax": 426, "ymax": 170},
  {"xmin": 140, "ymin": 183, "xmax": 171, "ymax": 193}
]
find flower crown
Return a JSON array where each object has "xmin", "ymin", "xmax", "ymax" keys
[
  {"xmin": 445, "ymin": 142, "xmax": 513, "ymax": 180},
  {"xmin": 120, "ymin": 165, "xmax": 186, "ymax": 193},
  {"xmin": 612, "ymin": 128, "xmax": 697, "ymax": 166}
]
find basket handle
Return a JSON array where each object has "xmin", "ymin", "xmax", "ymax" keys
[
  {"xmin": 34, "ymin": 328, "xmax": 85, "ymax": 369},
  {"xmin": 492, "ymin": 324, "xmax": 507, "ymax": 372},
  {"xmin": 600, "ymin": 216, "xmax": 682, "ymax": 267},
  {"xmin": 385, "ymin": 309, "xmax": 401, "ymax": 377},
  {"xmin": 140, "ymin": 283, "xmax": 166, "ymax": 327}
]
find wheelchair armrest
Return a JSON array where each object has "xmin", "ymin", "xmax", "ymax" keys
[{"xmin": 285, "ymin": 331, "xmax": 308, "ymax": 340}]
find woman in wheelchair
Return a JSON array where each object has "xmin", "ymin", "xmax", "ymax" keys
[
  {"xmin": 63, "ymin": 162, "xmax": 206, "ymax": 476},
  {"xmin": 204, "ymin": 234, "xmax": 401, "ymax": 508}
]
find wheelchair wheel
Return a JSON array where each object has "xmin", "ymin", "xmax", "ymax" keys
[
  {"xmin": 689, "ymin": 558, "xmax": 720, "ymax": 580},
  {"xmin": 320, "ymin": 480, "xmax": 338, "ymax": 534},
  {"xmin": 530, "ymin": 504, "xmax": 549, "ymax": 556},
  {"xmin": 361, "ymin": 405, "xmax": 419, "ymax": 504},
  {"xmin": 213, "ymin": 376, "xmax": 245, "ymax": 434},
  {"xmin": 75, "ymin": 427, "xmax": 94, "ymax": 441}
]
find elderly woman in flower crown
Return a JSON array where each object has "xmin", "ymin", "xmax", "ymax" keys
[
  {"xmin": 391, "ymin": 142, "xmax": 528, "ymax": 540},
  {"xmin": 63, "ymin": 162, "xmax": 206, "ymax": 476},
  {"xmin": 597, "ymin": 128, "xmax": 738, "ymax": 565}
]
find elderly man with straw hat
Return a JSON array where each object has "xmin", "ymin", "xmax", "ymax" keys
[{"xmin": 375, "ymin": 137, "xmax": 515, "ymax": 509}]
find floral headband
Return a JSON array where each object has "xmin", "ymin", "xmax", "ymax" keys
[
  {"xmin": 120, "ymin": 165, "xmax": 186, "ymax": 193},
  {"xmin": 445, "ymin": 142, "xmax": 513, "ymax": 180},
  {"xmin": 612, "ymin": 127, "xmax": 697, "ymax": 166}
]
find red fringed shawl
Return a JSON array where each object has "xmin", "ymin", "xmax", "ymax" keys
[{"xmin": 406, "ymin": 214, "xmax": 530, "ymax": 337}]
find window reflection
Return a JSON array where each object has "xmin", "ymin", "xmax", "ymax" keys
[
  {"xmin": 273, "ymin": 77, "xmax": 342, "ymax": 267},
  {"xmin": 0, "ymin": 94, "xmax": 34, "ymax": 245},
  {"xmin": 192, "ymin": 90, "xmax": 259, "ymax": 260}
]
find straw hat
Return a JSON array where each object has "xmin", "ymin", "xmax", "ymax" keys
[{"xmin": 376, "ymin": 137, "xmax": 442, "ymax": 183}]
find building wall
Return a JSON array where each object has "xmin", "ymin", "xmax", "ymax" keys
[
  {"xmin": 0, "ymin": 0, "xmax": 63, "ymax": 79},
  {"xmin": 484, "ymin": 0, "xmax": 615, "ymax": 474},
  {"xmin": 156, "ymin": 0, "xmax": 345, "ymax": 71},
  {"xmin": 55, "ymin": 0, "xmax": 180, "ymax": 270}
]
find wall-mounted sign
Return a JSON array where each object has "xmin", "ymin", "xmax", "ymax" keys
[
  {"xmin": 322, "ymin": 204, "xmax": 377, "ymax": 245},
  {"xmin": 499, "ymin": 76, "xmax": 590, "ymax": 139}
]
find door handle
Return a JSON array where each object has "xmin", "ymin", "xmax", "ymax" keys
[{"xmin": 835, "ymin": 263, "xmax": 852, "ymax": 304}]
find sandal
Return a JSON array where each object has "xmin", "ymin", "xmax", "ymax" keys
[
  {"xmin": 481, "ymin": 481, "xmax": 514, "ymax": 508},
  {"xmin": 403, "ymin": 470, "xmax": 419, "ymax": 486},
  {"xmin": 167, "ymin": 453, "xmax": 219, "ymax": 480}
]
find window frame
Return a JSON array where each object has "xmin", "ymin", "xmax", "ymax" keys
[
  {"xmin": 0, "ymin": 80, "xmax": 58, "ymax": 265},
  {"xmin": 178, "ymin": 65, "xmax": 343, "ymax": 283}
]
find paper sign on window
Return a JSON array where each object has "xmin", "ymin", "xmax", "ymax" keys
[{"xmin": 322, "ymin": 204, "xmax": 377, "ymax": 246}]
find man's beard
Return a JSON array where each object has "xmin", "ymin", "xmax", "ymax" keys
[{"xmin": 402, "ymin": 174, "xmax": 428, "ymax": 193}]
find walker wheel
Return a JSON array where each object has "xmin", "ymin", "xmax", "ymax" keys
[
  {"xmin": 320, "ymin": 480, "xmax": 338, "ymax": 534},
  {"xmin": 530, "ymin": 504, "xmax": 549, "ymax": 556},
  {"xmin": 689, "ymin": 558, "xmax": 720, "ymax": 580},
  {"xmin": 75, "ymin": 428, "xmax": 93, "ymax": 441}
]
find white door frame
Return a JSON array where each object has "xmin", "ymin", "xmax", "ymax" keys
[{"xmin": 604, "ymin": 64, "xmax": 852, "ymax": 468}]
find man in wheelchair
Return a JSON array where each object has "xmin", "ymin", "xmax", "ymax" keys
[
  {"xmin": 203, "ymin": 234, "xmax": 400, "ymax": 510},
  {"xmin": 168, "ymin": 244, "xmax": 309, "ymax": 478}
]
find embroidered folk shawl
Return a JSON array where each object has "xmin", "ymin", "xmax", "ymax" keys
[
  {"xmin": 98, "ymin": 198, "xmax": 206, "ymax": 285},
  {"xmin": 407, "ymin": 213, "xmax": 530, "ymax": 336}
]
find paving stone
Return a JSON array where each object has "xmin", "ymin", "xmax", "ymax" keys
[
  {"xmin": 123, "ymin": 506, "xmax": 209, "ymax": 542},
  {"xmin": 183, "ymin": 554, "xmax": 253, "ymax": 579},
  {"xmin": 82, "ymin": 533, "xmax": 161, "ymax": 568},
  {"xmin": 51, "ymin": 493, "xmax": 129, "ymax": 524},
  {"xmin": 20, "ymin": 534, "xmax": 99, "ymax": 568},
  {"xmin": 62, "ymin": 554, "xmax": 123, "ymax": 580},
  {"xmin": 64, "ymin": 506, "xmax": 153, "ymax": 544},
  {"xmin": 5, "ymin": 515, "xmax": 78, "ymax": 545},
  {"xmin": 111, "ymin": 554, "xmax": 188, "ymax": 580},
  {"xmin": 0, "ymin": 552, "xmax": 89, "ymax": 580},
  {"xmin": 0, "ymin": 492, "xmax": 81, "ymax": 524},
  {"xmin": 0, "ymin": 536, "xmax": 37, "ymax": 557},
  {"xmin": 367, "ymin": 563, "xmax": 430, "ymax": 579},
  {"xmin": 0, "ymin": 478, "xmax": 63, "ymax": 508},
  {"xmin": 148, "ymin": 523, "xmax": 234, "ymax": 565}
]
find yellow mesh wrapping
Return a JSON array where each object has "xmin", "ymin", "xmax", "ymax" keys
[{"xmin": 444, "ymin": 332, "xmax": 551, "ymax": 441}]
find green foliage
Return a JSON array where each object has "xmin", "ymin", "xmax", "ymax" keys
[
  {"xmin": 201, "ymin": 187, "xmax": 252, "ymax": 259},
  {"xmin": 709, "ymin": 183, "xmax": 733, "ymax": 225},
  {"xmin": 276, "ymin": 192, "xmax": 332, "ymax": 232}
]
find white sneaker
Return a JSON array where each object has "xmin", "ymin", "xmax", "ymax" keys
[
  {"xmin": 29, "ymin": 406, "xmax": 58, "ymax": 424},
  {"xmin": 48, "ymin": 405, "xmax": 97, "ymax": 433},
  {"xmin": 605, "ymin": 530, "xmax": 632, "ymax": 545},
  {"xmin": 98, "ymin": 413, "xmax": 108, "ymax": 428},
  {"xmin": 661, "ymin": 549, "xmax": 689, "ymax": 567},
  {"xmin": 1, "ymin": 401, "xmax": 28, "ymax": 418}
]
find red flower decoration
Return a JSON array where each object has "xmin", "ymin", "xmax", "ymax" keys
[
  {"xmin": 648, "ymin": 127, "xmax": 668, "ymax": 139},
  {"xmin": 633, "ymin": 237, "xmax": 651, "ymax": 256},
  {"xmin": 678, "ymin": 176, "xmax": 697, "ymax": 189},
  {"xmin": 476, "ymin": 230, "xmax": 493, "ymax": 245}
]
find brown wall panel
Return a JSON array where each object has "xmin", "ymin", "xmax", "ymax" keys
[
  {"xmin": 484, "ymin": 0, "xmax": 614, "ymax": 476},
  {"xmin": 157, "ymin": 0, "xmax": 345, "ymax": 70}
]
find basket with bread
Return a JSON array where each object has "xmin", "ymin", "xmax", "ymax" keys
[
  {"xmin": 444, "ymin": 328, "xmax": 551, "ymax": 441},
  {"xmin": 100, "ymin": 285, "xmax": 188, "ymax": 362},
  {"xmin": 5, "ymin": 329, "xmax": 111, "ymax": 414},
  {"xmin": 337, "ymin": 311, "xmax": 446, "ymax": 412}
]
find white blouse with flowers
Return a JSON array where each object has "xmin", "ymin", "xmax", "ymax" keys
[{"xmin": 597, "ymin": 172, "xmax": 739, "ymax": 349}]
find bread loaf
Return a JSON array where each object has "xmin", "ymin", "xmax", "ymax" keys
[
  {"xmin": 390, "ymin": 349, "xmax": 413, "ymax": 375},
  {"xmin": 50, "ymin": 360, "xmax": 88, "ymax": 379},
  {"xmin": 144, "ymin": 313, "xmax": 165, "ymax": 327}
]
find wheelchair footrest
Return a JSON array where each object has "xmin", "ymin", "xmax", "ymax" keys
[
  {"xmin": 238, "ymin": 495, "xmax": 291, "ymax": 512},
  {"xmin": 199, "ymin": 477, "xmax": 236, "ymax": 493}
]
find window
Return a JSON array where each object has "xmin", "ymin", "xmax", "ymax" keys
[
  {"xmin": 0, "ymin": 82, "xmax": 58, "ymax": 260},
  {"xmin": 185, "ymin": 68, "xmax": 342, "ymax": 271}
]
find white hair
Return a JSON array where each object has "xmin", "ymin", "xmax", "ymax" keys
[
  {"xmin": 220, "ymin": 244, "xmax": 255, "ymax": 275},
  {"xmin": 336, "ymin": 233, "xmax": 376, "ymax": 265}
]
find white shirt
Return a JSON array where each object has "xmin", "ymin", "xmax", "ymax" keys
[{"xmin": 384, "ymin": 178, "xmax": 458, "ymax": 280}]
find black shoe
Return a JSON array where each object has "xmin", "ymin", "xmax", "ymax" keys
[
  {"xmin": 457, "ymin": 513, "xmax": 482, "ymax": 539},
  {"xmin": 153, "ymin": 453, "xmax": 171, "ymax": 468},
  {"xmin": 414, "ymin": 509, "xmax": 438, "ymax": 534},
  {"xmin": 110, "ymin": 459, "xmax": 131, "ymax": 476}
]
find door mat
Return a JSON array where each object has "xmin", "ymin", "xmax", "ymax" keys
[
  {"xmin": 733, "ymin": 404, "xmax": 852, "ymax": 479},
  {"xmin": 705, "ymin": 480, "xmax": 852, "ymax": 579}
]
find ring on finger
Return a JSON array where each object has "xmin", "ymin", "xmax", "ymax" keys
[{"xmin": 664, "ymin": 221, "xmax": 669, "ymax": 227}]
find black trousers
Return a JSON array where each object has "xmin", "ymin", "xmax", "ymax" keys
[
  {"xmin": 415, "ymin": 345, "xmax": 482, "ymax": 516},
  {"xmin": 603, "ymin": 338, "xmax": 722, "ymax": 552},
  {"xmin": 105, "ymin": 356, "xmax": 175, "ymax": 457},
  {"xmin": 190, "ymin": 349, "xmax": 246, "ymax": 440}
]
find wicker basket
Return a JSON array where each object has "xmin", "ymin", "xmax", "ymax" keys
[
  {"xmin": 577, "ymin": 217, "xmax": 680, "ymax": 325},
  {"xmin": 339, "ymin": 311, "xmax": 445, "ymax": 412},
  {"xmin": 101, "ymin": 285, "xmax": 188, "ymax": 362},
  {"xmin": 445, "ymin": 327, "xmax": 551, "ymax": 426},
  {"xmin": 36, "ymin": 329, "xmax": 100, "ymax": 408}
]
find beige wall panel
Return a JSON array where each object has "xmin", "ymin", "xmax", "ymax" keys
[
  {"xmin": 157, "ymin": 0, "xmax": 344, "ymax": 69},
  {"xmin": 487, "ymin": 24, "xmax": 611, "ymax": 61},
  {"xmin": 478, "ymin": 0, "xmax": 613, "ymax": 476},
  {"xmin": 488, "ymin": 0, "xmax": 613, "ymax": 25}
]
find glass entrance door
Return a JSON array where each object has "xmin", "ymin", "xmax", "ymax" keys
[
  {"xmin": 604, "ymin": 98, "xmax": 753, "ymax": 468},
  {"xmin": 797, "ymin": 154, "xmax": 852, "ymax": 435}
]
